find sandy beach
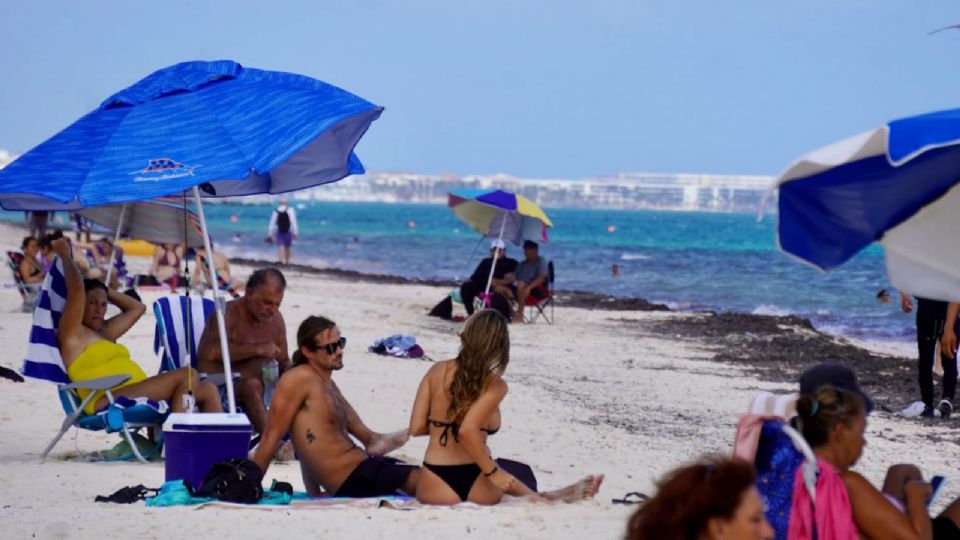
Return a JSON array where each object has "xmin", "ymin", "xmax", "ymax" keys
[{"xmin": 0, "ymin": 220, "xmax": 958, "ymax": 539}]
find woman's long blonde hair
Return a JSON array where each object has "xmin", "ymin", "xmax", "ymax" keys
[{"xmin": 446, "ymin": 309, "xmax": 510, "ymax": 424}]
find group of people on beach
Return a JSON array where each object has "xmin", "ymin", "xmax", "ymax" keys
[{"xmin": 49, "ymin": 236, "xmax": 602, "ymax": 506}]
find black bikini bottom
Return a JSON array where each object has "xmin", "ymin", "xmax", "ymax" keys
[{"xmin": 423, "ymin": 462, "xmax": 482, "ymax": 502}]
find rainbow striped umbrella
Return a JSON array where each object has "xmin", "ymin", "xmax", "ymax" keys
[{"xmin": 447, "ymin": 189, "xmax": 553, "ymax": 246}]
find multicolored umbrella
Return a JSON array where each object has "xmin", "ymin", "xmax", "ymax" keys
[
  {"xmin": 448, "ymin": 188, "xmax": 553, "ymax": 298},
  {"xmin": 774, "ymin": 107, "xmax": 960, "ymax": 301},
  {"xmin": 79, "ymin": 197, "xmax": 205, "ymax": 247},
  {"xmin": 448, "ymin": 188, "xmax": 553, "ymax": 246}
]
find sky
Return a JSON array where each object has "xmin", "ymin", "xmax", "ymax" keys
[{"xmin": 2, "ymin": 1, "xmax": 960, "ymax": 179}]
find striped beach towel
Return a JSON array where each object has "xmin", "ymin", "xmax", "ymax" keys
[
  {"xmin": 21, "ymin": 256, "xmax": 168, "ymax": 415},
  {"xmin": 153, "ymin": 295, "xmax": 215, "ymax": 371}
]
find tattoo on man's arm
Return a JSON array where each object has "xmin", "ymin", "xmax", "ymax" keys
[{"xmin": 306, "ymin": 429, "xmax": 316, "ymax": 444}]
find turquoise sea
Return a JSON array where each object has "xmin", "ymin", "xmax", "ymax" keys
[{"xmin": 6, "ymin": 202, "xmax": 912, "ymax": 344}]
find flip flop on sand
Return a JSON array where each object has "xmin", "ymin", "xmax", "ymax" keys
[{"xmin": 611, "ymin": 491, "xmax": 649, "ymax": 505}]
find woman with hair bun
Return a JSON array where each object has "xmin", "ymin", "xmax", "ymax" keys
[
  {"xmin": 792, "ymin": 386, "xmax": 960, "ymax": 539},
  {"xmin": 408, "ymin": 309, "xmax": 603, "ymax": 505},
  {"xmin": 627, "ymin": 456, "xmax": 773, "ymax": 540}
]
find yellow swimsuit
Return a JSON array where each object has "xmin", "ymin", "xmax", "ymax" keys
[{"xmin": 66, "ymin": 340, "xmax": 147, "ymax": 414}]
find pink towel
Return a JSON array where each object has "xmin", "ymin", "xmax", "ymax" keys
[
  {"xmin": 732, "ymin": 414, "xmax": 777, "ymax": 461},
  {"xmin": 787, "ymin": 459, "xmax": 858, "ymax": 540}
]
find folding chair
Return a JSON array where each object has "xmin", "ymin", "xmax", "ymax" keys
[
  {"xmin": 523, "ymin": 260, "xmax": 555, "ymax": 324},
  {"xmin": 152, "ymin": 294, "xmax": 216, "ymax": 373},
  {"xmin": 6, "ymin": 250, "xmax": 41, "ymax": 311},
  {"xmin": 733, "ymin": 392, "xmax": 817, "ymax": 540},
  {"xmin": 22, "ymin": 257, "xmax": 168, "ymax": 463}
]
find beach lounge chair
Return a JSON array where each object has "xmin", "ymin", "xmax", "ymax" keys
[
  {"xmin": 22, "ymin": 257, "xmax": 168, "ymax": 463},
  {"xmin": 733, "ymin": 392, "xmax": 817, "ymax": 540},
  {"xmin": 523, "ymin": 260, "xmax": 555, "ymax": 324},
  {"xmin": 6, "ymin": 250, "xmax": 42, "ymax": 311}
]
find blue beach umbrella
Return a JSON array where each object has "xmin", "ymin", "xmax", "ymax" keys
[
  {"xmin": 773, "ymin": 108, "xmax": 960, "ymax": 301},
  {"xmin": 0, "ymin": 60, "xmax": 383, "ymax": 414},
  {"xmin": 0, "ymin": 60, "xmax": 382, "ymax": 210}
]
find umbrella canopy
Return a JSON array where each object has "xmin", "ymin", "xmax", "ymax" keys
[
  {"xmin": 0, "ymin": 60, "xmax": 382, "ymax": 210},
  {"xmin": 79, "ymin": 197, "xmax": 206, "ymax": 247},
  {"xmin": 774, "ymin": 107, "xmax": 960, "ymax": 301},
  {"xmin": 448, "ymin": 189, "xmax": 553, "ymax": 246}
]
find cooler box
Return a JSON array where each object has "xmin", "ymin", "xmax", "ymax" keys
[{"xmin": 163, "ymin": 413, "xmax": 253, "ymax": 487}]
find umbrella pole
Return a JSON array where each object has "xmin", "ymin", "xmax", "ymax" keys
[
  {"xmin": 192, "ymin": 186, "xmax": 238, "ymax": 415},
  {"xmin": 483, "ymin": 213, "xmax": 508, "ymax": 297},
  {"xmin": 104, "ymin": 204, "xmax": 127, "ymax": 285}
]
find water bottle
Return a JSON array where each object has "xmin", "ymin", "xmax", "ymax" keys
[{"xmin": 262, "ymin": 359, "xmax": 279, "ymax": 408}]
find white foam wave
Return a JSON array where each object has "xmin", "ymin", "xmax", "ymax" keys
[
  {"xmin": 751, "ymin": 304, "xmax": 792, "ymax": 317},
  {"xmin": 620, "ymin": 253, "xmax": 649, "ymax": 261}
]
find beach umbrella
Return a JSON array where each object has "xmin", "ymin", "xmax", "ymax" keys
[
  {"xmin": 0, "ymin": 60, "xmax": 384, "ymax": 414},
  {"xmin": 773, "ymin": 107, "xmax": 960, "ymax": 301},
  {"xmin": 447, "ymin": 188, "xmax": 553, "ymax": 296}
]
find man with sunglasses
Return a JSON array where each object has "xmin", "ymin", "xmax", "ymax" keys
[
  {"xmin": 253, "ymin": 315, "xmax": 417, "ymax": 497},
  {"xmin": 198, "ymin": 268, "xmax": 290, "ymax": 438}
]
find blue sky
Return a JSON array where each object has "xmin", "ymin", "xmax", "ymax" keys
[{"xmin": 2, "ymin": 1, "xmax": 959, "ymax": 178}]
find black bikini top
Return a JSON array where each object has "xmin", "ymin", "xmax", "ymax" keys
[{"xmin": 427, "ymin": 417, "xmax": 500, "ymax": 446}]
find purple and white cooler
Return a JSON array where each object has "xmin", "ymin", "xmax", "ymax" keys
[{"xmin": 163, "ymin": 413, "xmax": 253, "ymax": 487}]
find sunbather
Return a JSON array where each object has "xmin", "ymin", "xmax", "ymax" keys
[
  {"xmin": 253, "ymin": 315, "xmax": 414, "ymax": 497},
  {"xmin": 627, "ymin": 457, "xmax": 773, "ymax": 540},
  {"xmin": 19, "ymin": 236, "xmax": 45, "ymax": 286},
  {"xmin": 52, "ymin": 238, "xmax": 221, "ymax": 414},
  {"xmin": 148, "ymin": 242, "xmax": 185, "ymax": 287},
  {"xmin": 408, "ymin": 309, "xmax": 603, "ymax": 504},
  {"xmin": 792, "ymin": 386, "xmax": 960, "ymax": 539}
]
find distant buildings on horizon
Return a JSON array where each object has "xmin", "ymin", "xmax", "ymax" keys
[{"xmin": 254, "ymin": 171, "xmax": 778, "ymax": 213}]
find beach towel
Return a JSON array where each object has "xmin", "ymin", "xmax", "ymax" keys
[
  {"xmin": 21, "ymin": 256, "xmax": 168, "ymax": 417},
  {"xmin": 369, "ymin": 335, "xmax": 424, "ymax": 358},
  {"xmin": 787, "ymin": 459, "xmax": 857, "ymax": 540}
]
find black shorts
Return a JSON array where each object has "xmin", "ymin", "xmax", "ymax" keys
[
  {"xmin": 334, "ymin": 456, "xmax": 416, "ymax": 498},
  {"xmin": 934, "ymin": 516, "xmax": 959, "ymax": 540}
]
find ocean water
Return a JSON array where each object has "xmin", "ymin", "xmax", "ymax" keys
[{"xmin": 7, "ymin": 202, "xmax": 914, "ymax": 344}]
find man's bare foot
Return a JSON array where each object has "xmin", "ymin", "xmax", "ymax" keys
[
  {"xmin": 366, "ymin": 429, "xmax": 409, "ymax": 456},
  {"xmin": 541, "ymin": 474, "xmax": 604, "ymax": 502},
  {"xmin": 274, "ymin": 440, "xmax": 296, "ymax": 462}
]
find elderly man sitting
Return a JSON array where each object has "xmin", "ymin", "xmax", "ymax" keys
[{"xmin": 459, "ymin": 239, "xmax": 518, "ymax": 319}]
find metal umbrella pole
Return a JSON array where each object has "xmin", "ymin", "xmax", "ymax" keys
[
  {"xmin": 103, "ymin": 204, "xmax": 127, "ymax": 286},
  {"xmin": 482, "ymin": 212, "xmax": 509, "ymax": 298},
  {"xmin": 191, "ymin": 186, "xmax": 238, "ymax": 415}
]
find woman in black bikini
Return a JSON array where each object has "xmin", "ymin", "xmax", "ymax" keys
[{"xmin": 408, "ymin": 309, "xmax": 603, "ymax": 505}]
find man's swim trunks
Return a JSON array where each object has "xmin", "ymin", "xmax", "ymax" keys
[{"xmin": 334, "ymin": 455, "xmax": 417, "ymax": 498}]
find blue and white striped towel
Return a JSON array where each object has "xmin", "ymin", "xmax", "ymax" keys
[
  {"xmin": 153, "ymin": 295, "xmax": 215, "ymax": 371},
  {"xmin": 21, "ymin": 256, "xmax": 168, "ymax": 415}
]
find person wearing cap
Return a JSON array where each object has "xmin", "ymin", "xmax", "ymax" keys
[
  {"xmin": 459, "ymin": 239, "xmax": 518, "ymax": 319},
  {"xmin": 267, "ymin": 197, "xmax": 299, "ymax": 264},
  {"xmin": 508, "ymin": 240, "xmax": 549, "ymax": 323}
]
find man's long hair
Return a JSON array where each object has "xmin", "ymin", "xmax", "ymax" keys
[
  {"xmin": 446, "ymin": 309, "xmax": 510, "ymax": 424},
  {"xmin": 292, "ymin": 315, "xmax": 337, "ymax": 366}
]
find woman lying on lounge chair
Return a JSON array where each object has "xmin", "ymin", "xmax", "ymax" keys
[
  {"xmin": 52, "ymin": 238, "xmax": 221, "ymax": 415},
  {"xmin": 792, "ymin": 386, "xmax": 960, "ymax": 540},
  {"xmin": 408, "ymin": 309, "xmax": 603, "ymax": 505}
]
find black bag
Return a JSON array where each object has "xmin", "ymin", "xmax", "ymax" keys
[
  {"xmin": 189, "ymin": 458, "xmax": 264, "ymax": 503},
  {"xmin": 276, "ymin": 209, "xmax": 291, "ymax": 233},
  {"xmin": 428, "ymin": 295, "xmax": 454, "ymax": 319}
]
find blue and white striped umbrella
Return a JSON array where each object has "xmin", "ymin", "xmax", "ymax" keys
[
  {"xmin": 774, "ymin": 108, "xmax": 960, "ymax": 301},
  {"xmin": 0, "ymin": 60, "xmax": 382, "ymax": 210}
]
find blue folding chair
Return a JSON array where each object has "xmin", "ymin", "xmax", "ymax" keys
[
  {"xmin": 22, "ymin": 257, "xmax": 168, "ymax": 463},
  {"xmin": 152, "ymin": 294, "xmax": 216, "ymax": 373}
]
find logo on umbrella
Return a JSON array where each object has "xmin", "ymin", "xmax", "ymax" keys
[{"xmin": 129, "ymin": 158, "xmax": 201, "ymax": 182}]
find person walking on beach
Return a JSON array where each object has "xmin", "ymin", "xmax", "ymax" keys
[
  {"xmin": 253, "ymin": 315, "xmax": 416, "ymax": 497},
  {"xmin": 901, "ymin": 292, "xmax": 956, "ymax": 418},
  {"xmin": 197, "ymin": 268, "xmax": 290, "ymax": 438},
  {"xmin": 267, "ymin": 198, "xmax": 298, "ymax": 264},
  {"xmin": 408, "ymin": 309, "xmax": 603, "ymax": 504}
]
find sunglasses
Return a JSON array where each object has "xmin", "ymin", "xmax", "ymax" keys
[{"xmin": 308, "ymin": 336, "xmax": 347, "ymax": 355}]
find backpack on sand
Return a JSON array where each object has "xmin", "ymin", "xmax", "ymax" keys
[
  {"xmin": 276, "ymin": 209, "xmax": 291, "ymax": 234},
  {"xmin": 188, "ymin": 458, "xmax": 264, "ymax": 504}
]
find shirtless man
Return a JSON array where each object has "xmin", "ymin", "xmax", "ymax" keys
[
  {"xmin": 197, "ymin": 268, "xmax": 289, "ymax": 433},
  {"xmin": 253, "ymin": 315, "xmax": 416, "ymax": 497}
]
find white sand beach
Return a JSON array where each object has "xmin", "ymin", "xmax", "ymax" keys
[{"xmin": 0, "ymin": 220, "xmax": 957, "ymax": 539}]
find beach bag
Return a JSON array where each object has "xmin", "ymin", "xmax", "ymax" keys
[
  {"xmin": 276, "ymin": 209, "xmax": 291, "ymax": 233},
  {"xmin": 189, "ymin": 458, "xmax": 264, "ymax": 504},
  {"xmin": 429, "ymin": 295, "xmax": 453, "ymax": 319}
]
